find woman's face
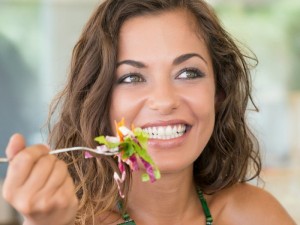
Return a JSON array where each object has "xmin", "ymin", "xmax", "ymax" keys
[{"xmin": 110, "ymin": 9, "xmax": 216, "ymax": 173}]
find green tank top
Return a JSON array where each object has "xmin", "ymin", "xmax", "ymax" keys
[{"xmin": 118, "ymin": 190, "xmax": 213, "ymax": 225}]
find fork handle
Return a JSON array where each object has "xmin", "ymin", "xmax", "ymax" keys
[{"xmin": 0, "ymin": 146, "xmax": 118, "ymax": 163}]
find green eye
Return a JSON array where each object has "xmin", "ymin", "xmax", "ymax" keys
[
  {"xmin": 118, "ymin": 73, "xmax": 145, "ymax": 83},
  {"xmin": 177, "ymin": 68, "xmax": 205, "ymax": 79}
]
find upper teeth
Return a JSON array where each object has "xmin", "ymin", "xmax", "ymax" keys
[{"xmin": 142, "ymin": 124, "xmax": 186, "ymax": 140}]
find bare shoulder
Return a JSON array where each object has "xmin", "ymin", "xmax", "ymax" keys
[{"xmin": 208, "ymin": 183, "xmax": 296, "ymax": 225}]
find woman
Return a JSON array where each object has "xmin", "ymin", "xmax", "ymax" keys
[{"xmin": 2, "ymin": 0, "xmax": 296, "ymax": 224}]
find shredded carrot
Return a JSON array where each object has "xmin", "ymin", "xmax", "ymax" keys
[{"xmin": 115, "ymin": 118, "xmax": 125, "ymax": 141}]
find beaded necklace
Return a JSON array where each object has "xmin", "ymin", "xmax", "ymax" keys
[{"xmin": 118, "ymin": 190, "xmax": 213, "ymax": 225}]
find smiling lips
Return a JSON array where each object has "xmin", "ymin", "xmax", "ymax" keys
[{"xmin": 142, "ymin": 124, "xmax": 187, "ymax": 140}]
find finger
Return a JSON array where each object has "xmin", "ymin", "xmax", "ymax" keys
[
  {"xmin": 52, "ymin": 176, "xmax": 78, "ymax": 210},
  {"xmin": 21, "ymin": 154, "xmax": 58, "ymax": 194},
  {"xmin": 35, "ymin": 159, "xmax": 69, "ymax": 197},
  {"xmin": 33, "ymin": 175, "xmax": 78, "ymax": 216},
  {"xmin": 5, "ymin": 144, "xmax": 50, "ymax": 188},
  {"xmin": 6, "ymin": 133, "xmax": 26, "ymax": 161}
]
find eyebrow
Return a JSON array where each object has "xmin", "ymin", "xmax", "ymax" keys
[
  {"xmin": 116, "ymin": 60, "xmax": 145, "ymax": 68},
  {"xmin": 116, "ymin": 52, "xmax": 207, "ymax": 68},
  {"xmin": 173, "ymin": 53, "xmax": 207, "ymax": 65}
]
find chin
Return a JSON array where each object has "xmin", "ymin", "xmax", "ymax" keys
[{"xmin": 153, "ymin": 158, "xmax": 195, "ymax": 175}]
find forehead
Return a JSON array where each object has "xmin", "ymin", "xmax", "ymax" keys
[{"xmin": 117, "ymin": 9, "xmax": 211, "ymax": 62}]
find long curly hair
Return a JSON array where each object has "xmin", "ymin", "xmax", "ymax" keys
[{"xmin": 47, "ymin": 0, "xmax": 261, "ymax": 224}]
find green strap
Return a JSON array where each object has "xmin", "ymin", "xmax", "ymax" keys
[
  {"xmin": 118, "ymin": 189, "xmax": 213, "ymax": 225},
  {"xmin": 117, "ymin": 201, "xmax": 133, "ymax": 223},
  {"xmin": 198, "ymin": 190, "xmax": 214, "ymax": 225},
  {"xmin": 118, "ymin": 220, "xmax": 135, "ymax": 225}
]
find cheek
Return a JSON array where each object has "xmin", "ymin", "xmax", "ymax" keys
[
  {"xmin": 109, "ymin": 87, "xmax": 144, "ymax": 128},
  {"xmin": 194, "ymin": 90, "xmax": 216, "ymax": 135},
  {"xmin": 183, "ymin": 83, "xmax": 216, "ymax": 117},
  {"xmin": 184, "ymin": 86, "xmax": 216, "ymax": 145},
  {"xmin": 197, "ymin": 101, "xmax": 215, "ymax": 153}
]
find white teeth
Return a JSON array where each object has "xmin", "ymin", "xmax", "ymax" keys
[
  {"xmin": 165, "ymin": 126, "xmax": 172, "ymax": 136},
  {"xmin": 157, "ymin": 126, "xmax": 164, "ymax": 136},
  {"xmin": 143, "ymin": 124, "xmax": 187, "ymax": 140},
  {"xmin": 172, "ymin": 126, "xmax": 177, "ymax": 133}
]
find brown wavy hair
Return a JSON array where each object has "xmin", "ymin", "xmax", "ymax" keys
[{"xmin": 47, "ymin": 0, "xmax": 261, "ymax": 224}]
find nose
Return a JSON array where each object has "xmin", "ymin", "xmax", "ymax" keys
[{"xmin": 147, "ymin": 81, "xmax": 179, "ymax": 115}]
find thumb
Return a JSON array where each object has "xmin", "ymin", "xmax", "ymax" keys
[{"xmin": 6, "ymin": 133, "xmax": 26, "ymax": 161}]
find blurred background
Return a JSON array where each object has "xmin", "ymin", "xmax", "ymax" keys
[{"xmin": 0, "ymin": 0, "xmax": 299, "ymax": 224}]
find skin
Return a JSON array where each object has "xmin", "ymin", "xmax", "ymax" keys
[
  {"xmin": 111, "ymin": 10, "xmax": 215, "ymax": 174},
  {"xmin": 109, "ymin": 8, "xmax": 215, "ymax": 225},
  {"xmin": 2, "ymin": 134, "xmax": 78, "ymax": 225},
  {"xmin": 109, "ymin": 9, "xmax": 296, "ymax": 225},
  {"xmin": 2, "ymin": 9, "xmax": 296, "ymax": 225}
]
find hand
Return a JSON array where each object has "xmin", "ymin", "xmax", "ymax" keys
[{"xmin": 2, "ymin": 134, "xmax": 78, "ymax": 225}]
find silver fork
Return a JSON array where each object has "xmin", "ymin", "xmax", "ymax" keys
[{"xmin": 0, "ymin": 146, "xmax": 119, "ymax": 163}]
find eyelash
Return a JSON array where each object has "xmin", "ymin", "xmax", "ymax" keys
[
  {"xmin": 176, "ymin": 67, "xmax": 205, "ymax": 80},
  {"xmin": 117, "ymin": 72, "xmax": 145, "ymax": 84},
  {"xmin": 117, "ymin": 67, "xmax": 205, "ymax": 84}
]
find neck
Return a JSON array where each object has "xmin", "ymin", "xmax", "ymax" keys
[{"xmin": 127, "ymin": 166, "xmax": 202, "ymax": 225}]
